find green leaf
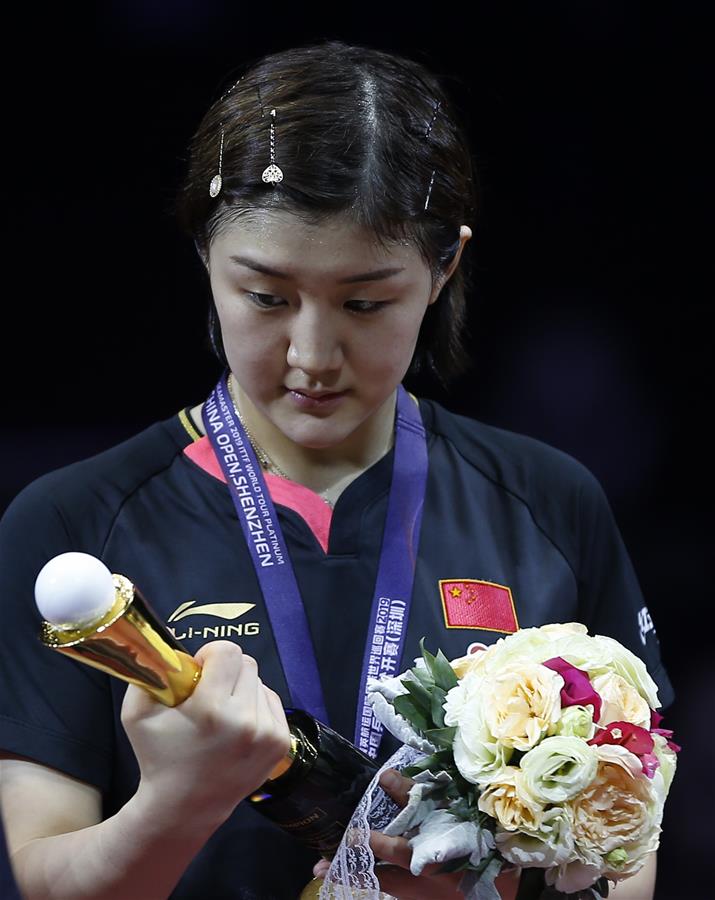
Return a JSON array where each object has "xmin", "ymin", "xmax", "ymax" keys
[
  {"xmin": 419, "ymin": 637, "xmax": 438, "ymax": 675},
  {"xmin": 432, "ymin": 648, "xmax": 459, "ymax": 691},
  {"xmin": 393, "ymin": 693, "xmax": 431, "ymax": 733},
  {"xmin": 430, "ymin": 685, "xmax": 447, "ymax": 727},
  {"xmin": 403, "ymin": 678, "xmax": 434, "ymax": 719},
  {"xmin": 435, "ymin": 854, "xmax": 473, "ymax": 874},
  {"xmin": 402, "ymin": 749, "xmax": 453, "ymax": 776},
  {"xmin": 447, "ymin": 797, "xmax": 473, "ymax": 820},
  {"xmin": 469, "ymin": 849, "xmax": 498, "ymax": 877},
  {"xmin": 418, "ymin": 637, "xmax": 459, "ymax": 691},
  {"xmin": 424, "ymin": 725, "xmax": 458, "ymax": 749},
  {"xmin": 409, "ymin": 664, "xmax": 435, "ymax": 690}
]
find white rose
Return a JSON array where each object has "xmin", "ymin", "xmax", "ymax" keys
[
  {"xmin": 551, "ymin": 704, "xmax": 597, "ymax": 740},
  {"xmin": 652, "ymin": 733, "xmax": 678, "ymax": 796},
  {"xmin": 545, "ymin": 855, "xmax": 606, "ymax": 893},
  {"xmin": 520, "ymin": 736, "xmax": 599, "ymax": 804},
  {"xmin": 497, "ymin": 805, "xmax": 576, "ymax": 870},
  {"xmin": 588, "ymin": 634, "xmax": 660, "ymax": 708},
  {"xmin": 452, "ymin": 707, "xmax": 512, "ymax": 786}
]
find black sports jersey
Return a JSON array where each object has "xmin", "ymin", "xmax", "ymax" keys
[{"xmin": 0, "ymin": 396, "xmax": 674, "ymax": 899}]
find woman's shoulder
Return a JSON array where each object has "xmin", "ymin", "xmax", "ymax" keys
[
  {"xmin": 1, "ymin": 411, "xmax": 193, "ymax": 534},
  {"xmin": 418, "ymin": 396, "xmax": 604, "ymax": 502}
]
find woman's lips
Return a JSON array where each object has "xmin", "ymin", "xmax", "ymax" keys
[{"xmin": 286, "ymin": 388, "xmax": 348, "ymax": 410}]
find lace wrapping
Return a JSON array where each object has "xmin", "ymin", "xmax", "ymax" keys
[{"xmin": 318, "ymin": 744, "xmax": 423, "ymax": 899}]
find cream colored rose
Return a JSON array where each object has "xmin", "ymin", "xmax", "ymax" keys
[
  {"xmin": 591, "ymin": 671, "xmax": 651, "ymax": 729},
  {"xmin": 520, "ymin": 736, "xmax": 599, "ymax": 803},
  {"xmin": 481, "ymin": 664, "xmax": 563, "ymax": 752},
  {"xmin": 450, "ymin": 650, "xmax": 488, "ymax": 679},
  {"xmin": 539, "ymin": 623, "xmax": 589, "ymax": 638},
  {"xmin": 571, "ymin": 744, "xmax": 661, "ymax": 856},
  {"xmin": 477, "ymin": 766, "xmax": 544, "ymax": 831}
]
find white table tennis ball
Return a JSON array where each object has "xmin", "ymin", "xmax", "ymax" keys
[{"xmin": 35, "ymin": 552, "xmax": 116, "ymax": 629}]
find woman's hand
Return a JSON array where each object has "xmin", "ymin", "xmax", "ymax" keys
[
  {"xmin": 369, "ymin": 769, "xmax": 466, "ymax": 900},
  {"xmin": 369, "ymin": 770, "xmax": 519, "ymax": 900},
  {"xmin": 121, "ymin": 640, "xmax": 291, "ymax": 827}
]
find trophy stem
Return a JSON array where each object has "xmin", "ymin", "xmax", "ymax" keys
[
  {"xmin": 38, "ymin": 564, "xmax": 378, "ymax": 855},
  {"xmin": 40, "ymin": 574, "xmax": 297, "ymax": 781}
]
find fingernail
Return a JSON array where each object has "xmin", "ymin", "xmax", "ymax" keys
[{"xmin": 380, "ymin": 769, "xmax": 400, "ymax": 790}]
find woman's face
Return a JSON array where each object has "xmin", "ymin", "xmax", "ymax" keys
[{"xmin": 207, "ymin": 210, "xmax": 469, "ymax": 450}]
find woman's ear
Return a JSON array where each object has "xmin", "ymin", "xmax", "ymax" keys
[{"xmin": 428, "ymin": 225, "xmax": 473, "ymax": 305}]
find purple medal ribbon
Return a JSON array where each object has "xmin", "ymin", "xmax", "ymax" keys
[{"xmin": 203, "ymin": 372, "xmax": 428, "ymax": 757}]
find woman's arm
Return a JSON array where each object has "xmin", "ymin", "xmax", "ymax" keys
[
  {"xmin": 1, "ymin": 756, "xmax": 223, "ymax": 900},
  {"xmin": 0, "ymin": 641, "xmax": 290, "ymax": 900}
]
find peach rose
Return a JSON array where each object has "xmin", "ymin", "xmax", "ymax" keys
[
  {"xmin": 482, "ymin": 664, "xmax": 564, "ymax": 752},
  {"xmin": 591, "ymin": 672, "xmax": 651, "ymax": 729}
]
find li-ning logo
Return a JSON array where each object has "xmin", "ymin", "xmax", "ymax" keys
[{"xmin": 167, "ymin": 600, "xmax": 260, "ymax": 639}]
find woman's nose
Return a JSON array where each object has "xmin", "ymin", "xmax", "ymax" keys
[{"xmin": 286, "ymin": 311, "xmax": 344, "ymax": 376}]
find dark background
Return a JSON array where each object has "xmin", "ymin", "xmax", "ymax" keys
[{"xmin": 3, "ymin": 3, "xmax": 710, "ymax": 897}]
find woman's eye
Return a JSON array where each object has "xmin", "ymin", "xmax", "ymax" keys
[
  {"xmin": 244, "ymin": 291, "xmax": 285, "ymax": 309},
  {"xmin": 345, "ymin": 300, "xmax": 388, "ymax": 314},
  {"xmin": 243, "ymin": 292, "xmax": 386, "ymax": 314}
]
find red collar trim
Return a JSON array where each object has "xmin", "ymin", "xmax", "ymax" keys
[{"xmin": 184, "ymin": 436, "xmax": 332, "ymax": 553}]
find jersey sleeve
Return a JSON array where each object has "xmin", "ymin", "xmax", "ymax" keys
[
  {"xmin": 0, "ymin": 476, "xmax": 115, "ymax": 791},
  {"xmin": 576, "ymin": 468, "xmax": 675, "ymax": 712}
]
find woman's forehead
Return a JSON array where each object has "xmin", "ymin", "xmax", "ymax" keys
[{"xmin": 210, "ymin": 208, "xmax": 419, "ymax": 266}]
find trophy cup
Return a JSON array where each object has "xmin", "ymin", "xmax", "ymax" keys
[{"xmin": 35, "ymin": 552, "xmax": 378, "ymax": 863}]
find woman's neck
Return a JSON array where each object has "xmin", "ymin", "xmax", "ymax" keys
[{"xmin": 190, "ymin": 380, "xmax": 397, "ymax": 495}]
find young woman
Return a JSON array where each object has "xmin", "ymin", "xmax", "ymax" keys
[{"xmin": 0, "ymin": 41, "xmax": 672, "ymax": 899}]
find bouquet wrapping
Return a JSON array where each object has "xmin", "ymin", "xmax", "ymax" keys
[{"xmin": 318, "ymin": 623, "xmax": 679, "ymax": 900}]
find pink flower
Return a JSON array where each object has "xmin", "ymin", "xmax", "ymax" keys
[
  {"xmin": 650, "ymin": 709, "xmax": 681, "ymax": 753},
  {"xmin": 640, "ymin": 752, "xmax": 661, "ymax": 779},
  {"xmin": 589, "ymin": 721, "xmax": 659, "ymax": 777},
  {"xmin": 543, "ymin": 656, "xmax": 602, "ymax": 722}
]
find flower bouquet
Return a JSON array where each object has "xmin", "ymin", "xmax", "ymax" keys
[{"xmin": 319, "ymin": 623, "xmax": 679, "ymax": 900}]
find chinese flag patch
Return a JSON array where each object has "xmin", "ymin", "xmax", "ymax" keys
[{"xmin": 439, "ymin": 579, "xmax": 518, "ymax": 633}]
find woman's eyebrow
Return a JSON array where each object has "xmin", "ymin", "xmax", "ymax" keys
[{"xmin": 228, "ymin": 255, "xmax": 405, "ymax": 283}]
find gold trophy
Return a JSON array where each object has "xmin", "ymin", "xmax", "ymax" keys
[{"xmin": 35, "ymin": 552, "xmax": 389, "ymax": 899}]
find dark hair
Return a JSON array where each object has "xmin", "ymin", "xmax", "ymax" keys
[{"xmin": 175, "ymin": 40, "xmax": 479, "ymax": 388}]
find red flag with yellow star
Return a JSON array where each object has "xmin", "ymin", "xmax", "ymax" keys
[{"xmin": 439, "ymin": 579, "xmax": 518, "ymax": 633}]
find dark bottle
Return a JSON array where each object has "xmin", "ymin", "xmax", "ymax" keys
[{"xmin": 249, "ymin": 708, "xmax": 378, "ymax": 854}]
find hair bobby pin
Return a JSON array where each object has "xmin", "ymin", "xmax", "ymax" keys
[
  {"xmin": 261, "ymin": 109, "xmax": 283, "ymax": 184},
  {"xmin": 208, "ymin": 74, "xmax": 246, "ymax": 198},
  {"xmin": 423, "ymin": 99, "xmax": 441, "ymax": 212}
]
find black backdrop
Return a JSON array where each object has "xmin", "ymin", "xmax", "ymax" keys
[{"xmin": 2, "ymin": 3, "xmax": 710, "ymax": 898}]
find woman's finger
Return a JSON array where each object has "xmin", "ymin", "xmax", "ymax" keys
[
  {"xmin": 193, "ymin": 640, "xmax": 244, "ymax": 697},
  {"xmin": 370, "ymin": 830, "xmax": 412, "ymax": 869},
  {"xmin": 370, "ymin": 831, "xmax": 450, "ymax": 878},
  {"xmin": 312, "ymin": 858, "xmax": 330, "ymax": 878},
  {"xmin": 263, "ymin": 685, "xmax": 290, "ymax": 731},
  {"xmin": 379, "ymin": 768, "xmax": 414, "ymax": 808}
]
